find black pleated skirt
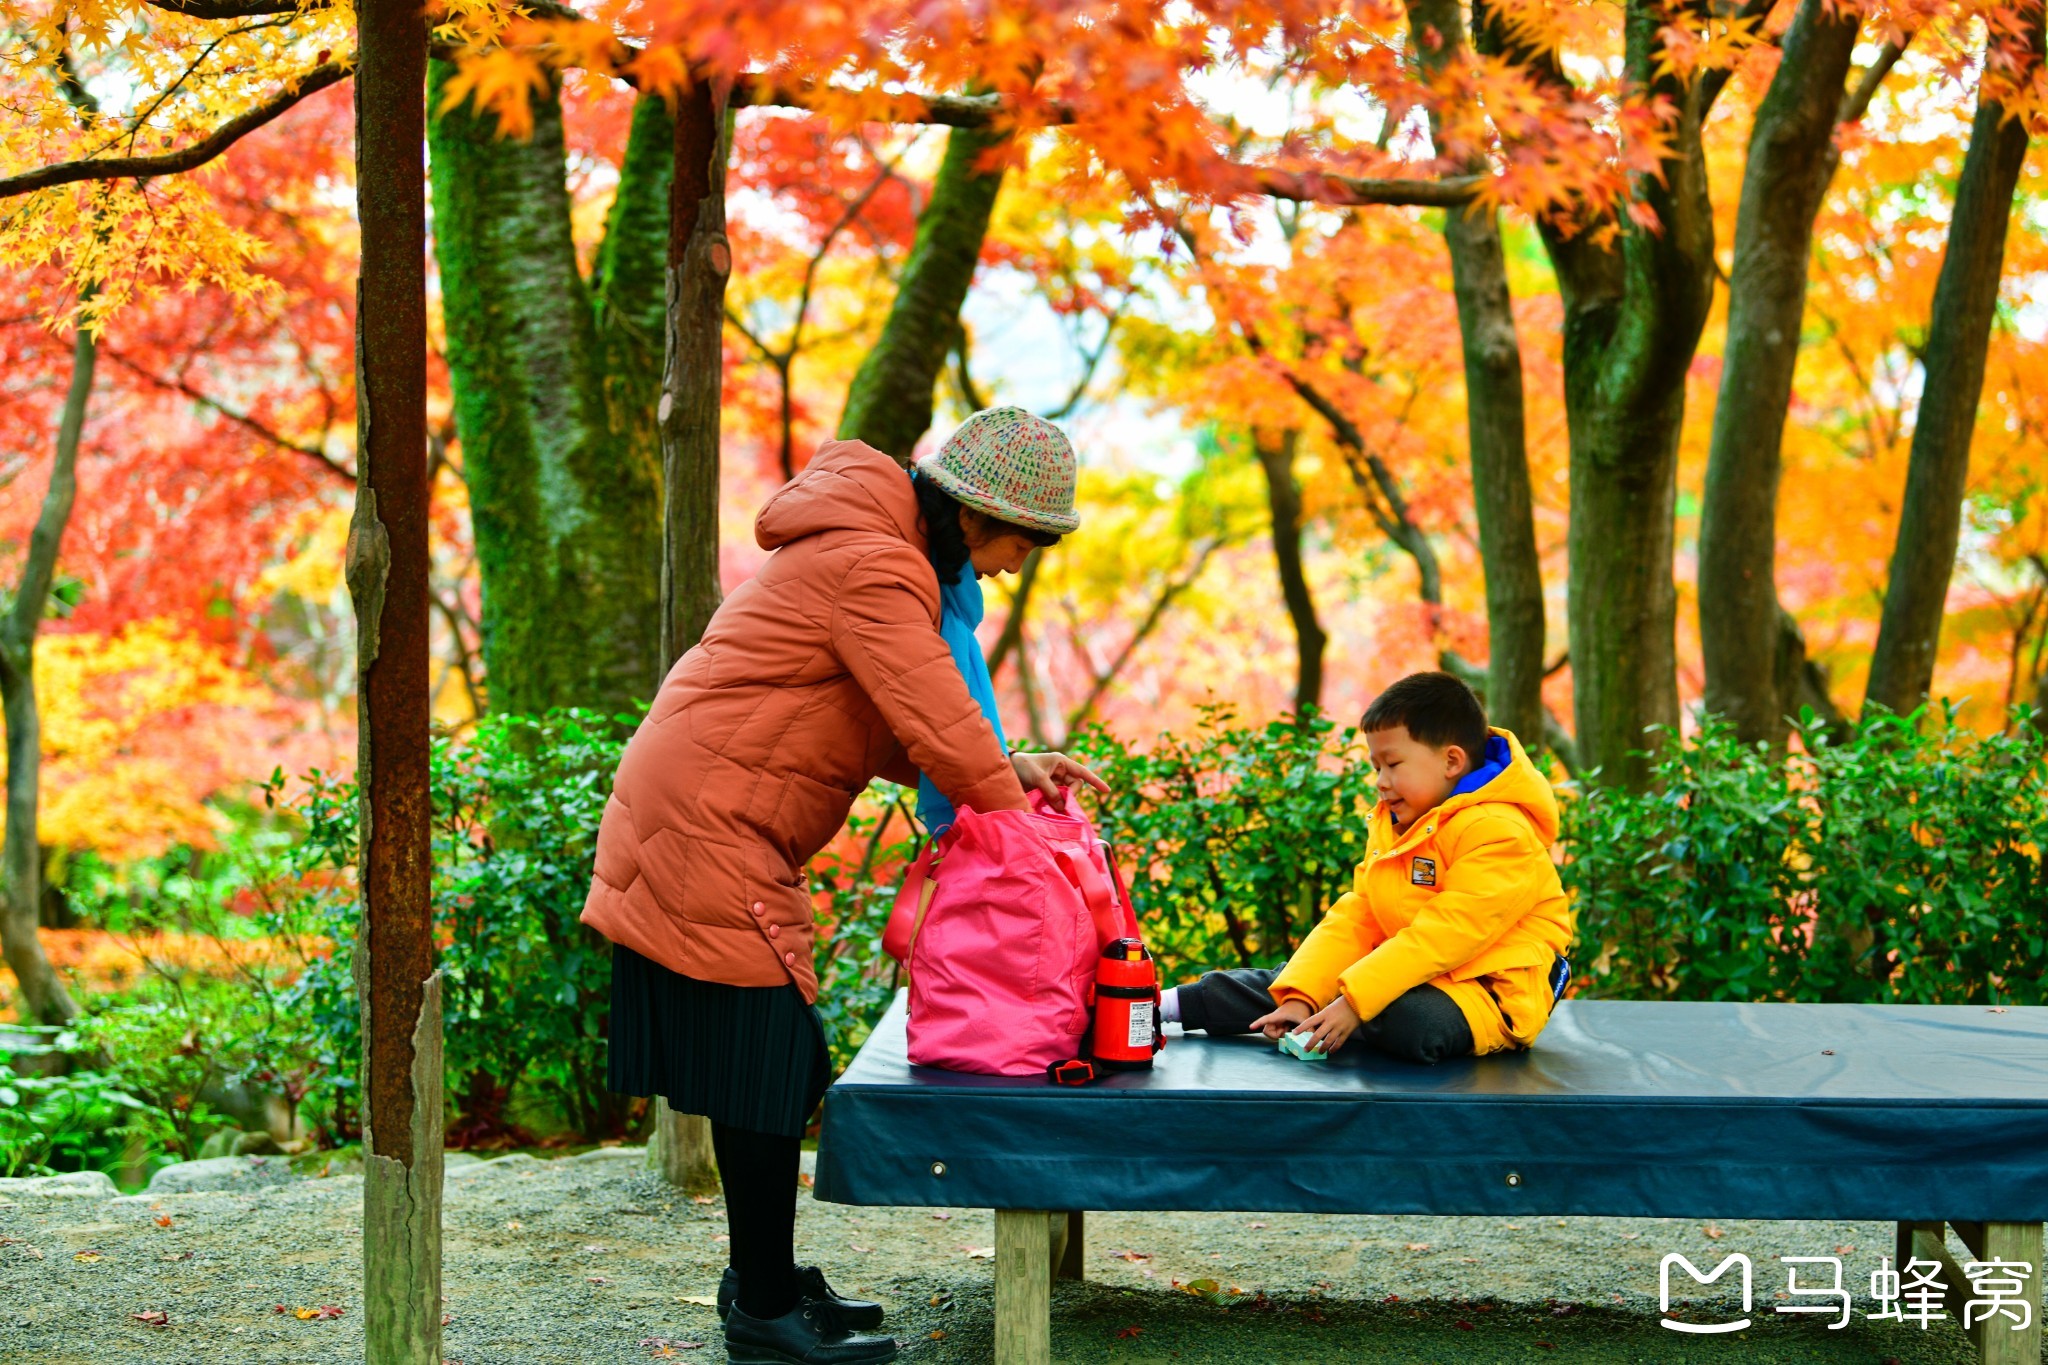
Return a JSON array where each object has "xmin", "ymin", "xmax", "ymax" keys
[{"xmin": 607, "ymin": 942, "xmax": 830, "ymax": 1139}]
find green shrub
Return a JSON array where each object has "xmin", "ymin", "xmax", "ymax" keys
[
  {"xmin": 807, "ymin": 791, "xmax": 921, "ymax": 1074},
  {"xmin": 1069, "ymin": 708, "xmax": 1375, "ymax": 985},
  {"xmin": 277, "ymin": 708, "xmax": 638, "ymax": 1143},
  {"xmin": 0, "ymin": 1031, "xmax": 151, "ymax": 1179},
  {"xmin": 1564, "ymin": 708, "xmax": 2048, "ymax": 1004}
]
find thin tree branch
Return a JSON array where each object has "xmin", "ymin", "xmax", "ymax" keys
[
  {"xmin": 104, "ymin": 348, "xmax": 357, "ymax": 482},
  {"xmin": 0, "ymin": 61, "xmax": 348, "ymax": 199}
]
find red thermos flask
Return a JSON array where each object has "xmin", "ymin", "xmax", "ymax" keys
[{"xmin": 1089, "ymin": 937, "xmax": 1162, "ymax": 1070}]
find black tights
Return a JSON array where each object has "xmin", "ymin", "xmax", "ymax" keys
[{"xmin": 711, "ymin": 1121, "xmax": 801, "ymax": 1319}]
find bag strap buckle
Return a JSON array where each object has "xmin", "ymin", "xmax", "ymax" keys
[{"xmin": 1045, "ymin": 1058, "xmax": 1098, "ymax": 1087}]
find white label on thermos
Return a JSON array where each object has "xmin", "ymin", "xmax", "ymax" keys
[{"xmin": 1127, "ymin": 1001, "xmax": 1154, "ymax": 1048}]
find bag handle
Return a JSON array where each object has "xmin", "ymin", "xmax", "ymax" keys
[{"xmin": 1053, "ymin": 847, "xmax": 1126, "ymax": 951}]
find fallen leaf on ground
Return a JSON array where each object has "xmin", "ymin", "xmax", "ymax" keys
[
  {"xmin": 1834, "ymin": 1244, "xmax": 1855, "ymax": 1255},
  {"xmin": 1111, "ymin": 1250, "xmax": 1150, "ymax": 1262},
  {"xmin": 160, "ymin": 1251, "xmax": 193, "ymax": 1262},
  {"xmin": 1115, "ymin": 1325, "xmax": 1142, "ymax": 1339},
  {"xmin": 505, "ymin": 1221, "xmax": 522, "ymax": 1231},
  {"xmin": 690, "ymin": 1195, "xmax": 715, "ymax": 1205},
  {"xmin": 963, "ymin": 1247, "xmax": 995, "ymax": 1259},
  {"xmin": 1246, "ymin": 1222, "xmax": 1266, "ymax": 1229},
  {"xmin": 1455, "ymin": 1320, "xmax": 1475, "ymax": 1330},
  {"xmin": 710, "ymin": 1235, "xmax": 727, "ymax": 1244},
  {"xmin": 1403, "ymin": 1243, "xmax": 1430, "ymax": 1252},
  {"xmin": 1702, "ymin": 1225, "xmax": 1723, "ymax": 1240},
  {"xmin": 797, "ymin": 1173, "xmax": 814, "ymax": 1188},
  {"xmin": 154, "ymin": 1216, "xmax": 173, "ymax": 1228},
  {"xmin": 442, "ymin": 1313, "xmax": 453, "ymax": 1326},
  {"xmin": 930, "ymin": 1211, "xmax": 951, "ymax": 1221},
  {"xmin": 1504, "ymin": 1224, "xmax": 1523, "ymax": 1231},
  {"xmin": 587, "ymin": 1276, "xmax": 611, "ymax": 1286},
  {"xmin": 1535, "ymin": 1341, "xmax": 1554, "ymax": 1350},
  {"xmin": 927, "ymin": 1330, "xmax": 946, "ymax": 1340},
  {"xmin": 73, "ymin": 1250, "xmax": 103, "ymax": 1263},
  {"xmin": 583, "ymin": 1245, "xmax": 609, "ymax": 1254},
  {"xmin": 851, "ymin": 1245, "xmax": 873, "ymax": 1253},
  {"xmin": 131, "ymin": 1310, "xmax": 170, "ymax": 1328},
  {"xmin": 675, "ymin": 1295, "xmax": 718, "ymax": 1307}
]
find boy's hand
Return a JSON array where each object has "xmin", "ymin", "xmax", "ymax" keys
[
  {"xmin": 1298, "ymin": 995, "xmax": 1364, "ymax": 1054},
  {"xmin": 1248, "ymin": 998, "xmax": 1313, "ymax": 1040}
]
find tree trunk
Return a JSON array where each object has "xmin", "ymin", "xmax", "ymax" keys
[
  {"xmin": 1533, "ymin": 0, "xmax": 1718, "ymax": 787},
  {"xmin": 1863, "ymin": 11, "xmax": 2045, "ymax": 718},
  {"xmin": 428, "ymin": 66, "xmax": 665, "ymax": 716},
  {"xmin": 1251, "ymin": 429, "xmax": 1327, "ymax": 714},
  {"xmin": 353, "ymin": 0, "xmax": 440, "ymax": 1356},
  {"xmin": 1408, "ymin": 0, "xmax": 1546, "ymax": 749},
  {"xmin": 648, "ymin": 78, "xmax": 733, "ymax": 1191},
  {"xmin": 0, "ymin": 319, "xmax": 94, "ymax": 1027},
  {"xmin": 1698, "ymin": 0, "xmax": 1863, "ymax": 745},
  {"xmin": 836, "ymin": 121, "xmax": 1009, "ymax": 462}
]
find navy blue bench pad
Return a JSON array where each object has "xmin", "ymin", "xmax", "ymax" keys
[{"xmin": 814, "ymin": 997, "xmax": 2048, "ymax": 1223}]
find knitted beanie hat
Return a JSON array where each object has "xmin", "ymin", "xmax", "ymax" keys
[{"xmin": 915, "ymin": 407, "xmax": 1081, "ymax": 536}]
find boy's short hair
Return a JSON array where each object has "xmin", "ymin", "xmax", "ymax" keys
[{"xmin": 1362, "ymin": 671, "xmax": 1489, "ymax": 760}]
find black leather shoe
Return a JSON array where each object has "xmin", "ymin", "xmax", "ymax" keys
[
  {"xmin": 718, "ymin": 1265, "xmax": 885, "ymax": 1330},
  {"xmin": 724, "ymin": 1301, "xmax": 897, "ymax": 1364}
]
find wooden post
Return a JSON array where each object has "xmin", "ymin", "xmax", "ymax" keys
[
  {"xmin": 1965, "ymin": 1221, "xmax": 2042, "ymax": 1365},
  {"xmin": 645, "ymin": 63, "xmax": 734, "ymax": 1194},
  {"xmin": 350, "ymin": 0, "xmax": 439, "ymax": 1353},
  {"xmin": 994, "ymin": 1209, "xmax": 1052, "ymax": 1365},
  {"xmin": 1054, "ymin": 1210, "xmax": 1084, "ymax": 1283},
  {"xmin": 1897, "ymin": 1220, "xmax": 2043, "ymax": 1365}
]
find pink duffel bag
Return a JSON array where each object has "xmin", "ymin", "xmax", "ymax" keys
[{"xmin": 886, "ymin": 794, "xmax": 1137, "ymax": 1077}]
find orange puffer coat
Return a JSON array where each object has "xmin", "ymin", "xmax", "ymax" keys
[{"xmin": 580, "ymin": 439, "xmax": 1028, "ymax": 1001}]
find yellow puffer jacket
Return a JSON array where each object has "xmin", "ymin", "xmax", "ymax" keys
[{"xmin": 1271, "ymin": 728, "xmax": 1574, "ymax": 1053}]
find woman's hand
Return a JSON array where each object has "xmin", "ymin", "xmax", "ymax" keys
[
  {"xmin": 1248, "ymin": 997, "xmax": 1313, "ymax": 1040},
  {"xmin": 1010, "ymin": 751, "xmax": 1112, "ymax": 810}
]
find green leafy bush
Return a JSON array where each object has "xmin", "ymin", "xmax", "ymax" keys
[
  {"xmin": 278, "ymin": 708, "xmax": 639, "ymax": 1143},
  {"xmin": 0, "ymin": 1031, "xmax": 151, "ymax": 1179},
  {"xmin": 807, "ymin": 791, "xmax": 921, "ymax": 1074},
  {"xmin": 1564, "ymin": 709, "xmax": 2048, "ymax": 1004},
  {"xmin": 1069, "ymin": 708, "xmax": 1375, "ymax": 985}
]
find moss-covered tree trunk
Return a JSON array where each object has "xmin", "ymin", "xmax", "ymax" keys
[
  {"xmin": 1697, "ymin": 0, "xmax": 1863, "ymax": 746},
  {"xmin": 1515, "ymin": 0, "xmax": 1717, "ymax": 787},
  {"xmin": 1863, "ymin": 10, "xmax": 2045, "ymax": 718},
  {"xmin": 429, "ymin": 65, "xmax": 667, "ymax": 716},
  {"xmin": 837, "ymin": 122, "xmax": 1009, "ymax": 463}
]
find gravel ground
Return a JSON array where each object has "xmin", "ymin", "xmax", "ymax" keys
[{"xmin": 0, "ymin": 1148, "xmax": 2010, "ymax": 1364}]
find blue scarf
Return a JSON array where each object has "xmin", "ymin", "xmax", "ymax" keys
[{"xmin": 916, "ymin": 491, "xmax": 1008, "ymax": 838}]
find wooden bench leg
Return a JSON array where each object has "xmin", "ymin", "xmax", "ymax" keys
[
  {"xmin": 1964, "ymin": 1221, "xmax": 2041, "ymax": 1365},
  {"xmin": 995, "ymin": 1209, "xmax": 1052, "ymax": 1365},
  {"xmin": 1897, "ymin": 1219, "xmax": 2043, "ymax": 1365},
  {"xmin": 1054, "ymin": 1210, "xmax": 1085, "ymax": 1283}
]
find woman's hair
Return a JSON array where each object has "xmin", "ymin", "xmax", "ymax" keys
[{"xmin": 913, "ymin": 472, "xmax": 1062, "ymax": 585}]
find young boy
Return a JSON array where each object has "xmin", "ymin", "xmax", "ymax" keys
[{"xmin": 1161, "ymin": 671, "xmax": 1574, "ymax": 1064}]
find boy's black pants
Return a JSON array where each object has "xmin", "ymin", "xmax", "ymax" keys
[{"xmin": 1176, "ymin": 967, "xmax": 1474, "ymax": 1065}]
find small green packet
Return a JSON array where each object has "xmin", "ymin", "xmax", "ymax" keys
[{"xmin": 1278, "ymin": 1029, "xmax": 1328, "ymax": 1062}]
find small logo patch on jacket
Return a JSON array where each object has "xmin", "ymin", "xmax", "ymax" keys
[{"xmin": 1410, "ymin": 857, "xmax": 1437, "ymax": 887}]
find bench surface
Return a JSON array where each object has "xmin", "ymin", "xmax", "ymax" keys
[{"xmin": 813, "ymin": 996, "xmax": 2048, "ymax": 1222}]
